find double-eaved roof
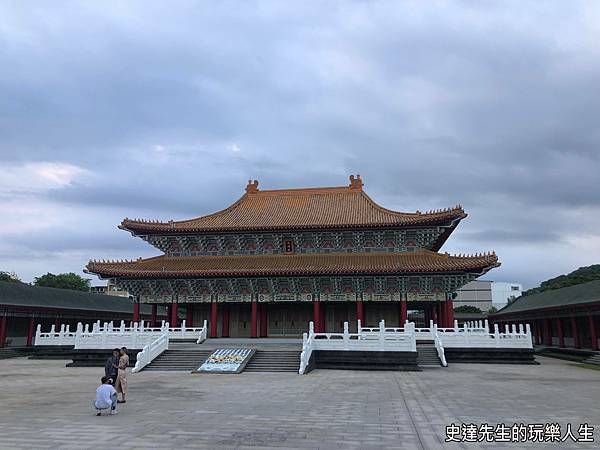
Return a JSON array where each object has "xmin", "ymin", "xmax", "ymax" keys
[
  {"xmin": 493, "ymin": 280, "xmax": 600, "ymax": 317},
  {"xmin": 86, "ymin": 250, "xmax": 499, "ymax": 279},
  {"xmin": 119, "ymin": 175, "xmax": 467, "ymax": 234}
]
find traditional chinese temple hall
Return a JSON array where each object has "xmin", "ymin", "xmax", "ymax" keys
[{"xmin": 87, "ymin": 175, "xmax": 500, "ymax": 338}]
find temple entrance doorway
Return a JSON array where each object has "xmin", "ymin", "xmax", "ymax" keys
[{"xmin": 267, "ymin": 303, "xmax": 312, "ymax": 337}]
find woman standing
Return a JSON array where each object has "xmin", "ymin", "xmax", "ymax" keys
[{"xmin": 114, "ymin": 347, "xmax": 129, "ymax": 403}]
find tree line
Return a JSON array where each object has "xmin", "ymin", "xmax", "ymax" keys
[{"xmin": 0, "ymin": 271, "xmax": 91, "ymax": 292}]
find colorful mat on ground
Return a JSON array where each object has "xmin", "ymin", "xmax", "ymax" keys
[{"xmin": 197, "ymin": 348, "xmax": 254, "ymax": 373}]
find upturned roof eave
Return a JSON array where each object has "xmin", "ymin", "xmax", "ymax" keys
[{"xmin": 119, "ymin": 214, "xmax": 467, "ymax": 236}]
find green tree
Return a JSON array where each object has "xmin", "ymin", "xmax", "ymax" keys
[
  {"xmin": 487, "ymin": 306, "xmax": 498, "ymax": 314},
  {"xmin": 453, "ymin": 305, "xmax": 483, "ymax": 314},
  {"xmin": 523, "ymin": 264, "xmax": 600, "ymax": 296},
  {"xmin": 0, "ymin": 271, "xmax": 22, "ymax": 283},
  {"xmin": 34, "ymin": 272, "xmax": 90, "ymax": 292}
]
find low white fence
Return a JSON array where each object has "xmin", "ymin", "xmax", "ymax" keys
[
  {"xmin": 299, "ymin": 320, "xmax": 417, "ymax": 374},
  {"xmin": 437, "ymin": 322, "xmax": 532, "ymax": 349},
  {"xmin": 299, "ymin": 319, "xmax": 533, "ymax": 373},
  {"xmin": 35, "ymin": 320, "xmax": 208, "ymax": 349},
  {"xmin": 132, "ymin": 332, "xmax": 169, "ymax": 373}
]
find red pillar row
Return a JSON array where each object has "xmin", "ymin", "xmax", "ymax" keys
[
  {"xmin": 221, "ymin": 304, "xmax": 230, "ymax": 337},
  {"xmin": 356, "ymin": 300, "xmax": 364, "ymax": 324},
  {"xmin": 150, "ymin": 304, "xmax": 157, "ymax": 327},
  {"xmin": 571, "ymin": 316, "xmax": 580, "ymax": 349},
  {"xmin": 259, "ymin": 304, "xmax": 268, "ymax": 337},
  {"xmin": 446, "ymin": 300, "xmax": 454, "ymax": 327},
  {"xmin": 313, "ymin": 301, "xmax": 321, "ymax": 333},
  {"xmin": 170, "ymin": 302, "xmax": 178, "ymax": 327},
  {"xmin": 250, "ymin": 299, "xmax": 258, "ymax": 338},
  {"xmin": 210, "ymin": 301, "xmax": 218, "ymax": 338},
  {"xmin": 133, "ymin": 302, "xmax": 140, "ymax": 323},
  {"xmin": 186, "ymin": 304, "xmax": 194, "ymax": 327},
  {"xmin": 26, "ymin": 317, "xmax": 35, "ymax": 347},
  {"xmin": 557, "ymin": 318, "xmax": 564, "ymax": 348},
  {"xmin": 544, "ymin": 318, "xmax": 552, "ymax": 346},
  {"xmin": 0, "ymin": 315, "xmax": 7, "ymax": 348},
  {"xmin": 400, "ymin": 301, "xmax": 407, "ymax": 326},
  {"xmin": 589, "ymin": 314, "xmax": 598, "ymax": 351}
]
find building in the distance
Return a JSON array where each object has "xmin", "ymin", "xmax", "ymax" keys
[
  {"xmin": 90, "ymin": 280, "xmax": 130, "ymax": 297},
  {"xmin": 455, "ymin": 280, "xmax": 523, "ymax": 312},
  {"xmin": 86, "ymin": 175, "xmax": 500, "ymax": 337}
]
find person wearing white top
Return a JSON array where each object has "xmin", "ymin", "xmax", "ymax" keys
[{"xmin": 94, "ymin": 376, "xmax": 118, "ymax": 416}]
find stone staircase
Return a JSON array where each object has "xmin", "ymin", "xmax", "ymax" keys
[
  {"xmin": 582, "ymin": 354, "xmax": 600, "ymax": 366},
  {"xmin": 417, "ymin": 344, "xmax": 442, "ymax": 367},
  {"xmin": 243, "ymin": 350, "xmax": 301, "ymax": 373},
  {"xmin": 143, "ymin": 348, "xmax": 212, "ymax": 371},
  {"xmin": 0, "ymin": 347, "xmax": 32, "ymax": 359}
]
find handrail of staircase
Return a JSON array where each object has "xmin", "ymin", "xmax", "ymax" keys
[
  {"xmin": 432, "ymin": 325, "xmax": 448, "ymax": 367},
  {"xmin": 299, "ymin": 322, "xmax": 316, "ymax": 374},
  {"xmin": 196, "ymin": 320, "xmax": 208, "ymax": 344},
  {"xmin": 132, "ymin": 332, "xmax": 169, "ymax": 373}
]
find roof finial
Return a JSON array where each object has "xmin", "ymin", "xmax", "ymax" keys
[
  {"xmin": 349, "ymin": 174, "xmax": 363, "ymax": 190},
  {"xmin": 245, "ymin": 179, "xmax": 259, "ymax": 193}
]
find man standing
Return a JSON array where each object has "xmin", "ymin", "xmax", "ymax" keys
[{"xmin": 104, "ymin": 348, "xmax": 120, "ymax": 385}]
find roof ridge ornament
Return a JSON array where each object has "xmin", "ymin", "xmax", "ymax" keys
[
  {"xmin": 246, "ymin": 179, "xmax": 259, "ymax": 193},
  {"xmin": 348, "ymin": 174, "xmax": 363, "ymax": 190}
]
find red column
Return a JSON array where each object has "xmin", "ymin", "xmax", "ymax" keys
[
  {"xmin": 356, "ymin": 300, "xmax": 364, "ymax": 324},
  {"xmin": 186, "ymin": 304, "xmax": 194, "ymax": 327},
  {"xmin": 313, "ymin": 300, "xmax": 321, "ymax": 333},
  {"xmin": 446, "ymin": 300, "xmax": 454, "ymax": 327},
  {"xmin": 170, "ymin": 302, "xmax": 178, "ymax": 327},
  {"xmin": 259, "ymin": 304, "xmax": 268, "ymax": 337},
  {"xmin": 150, "ymin": 304, "xmax": 157, "ymax": 327},
  {"xmin": 133, "ymin": 302, "xmax": 140, "ymax": 324},
  {"xmin": 0, "ymin": 315, "xmax": 7, "ymax": 348},
  {"xmin": 571, "ymin": 316, "xmax": 580, "ymax": 349},
  {"xmin": 531, "ymin": 321, "xmax": 538, "ymax": 344},
  {"xmin": 320, "ymin": 302, "xmax": 326, "ymax": 332},
  {"xmin": 221, "ymin": 304, "xmax": 230, "ymax": 337},
  {"xmin": 26, "ymin": 317, "xmax": 35, "ymax": 347},
  {"xmin": 557, "ymin": 318, "xmax": 564, "ymax": 348},
  {"xmin": 54, "ymin": 317, "xmax": 60, "ymax": 328},
  {"xmin": 544, "ymin": 318, "xmax": 552, "ymax": 346},
  {"xmin": 210, "ymin": 301, "xmax": 218, "ymax": 338},
  {"xmin": 589, "ymin": 314, "xmax": 598, "ymax": 350},
  {"xmin": 250, "ymin": 299, "xmax": 258, "ymax": 338},
  {"xmin": 400, "ymin": 301, "xmax": 408, "ymax": 326}
]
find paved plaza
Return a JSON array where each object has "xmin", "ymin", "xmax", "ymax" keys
[{"xmin": 0, "ymin": 356, "xmax": 598, "ymax": 449}]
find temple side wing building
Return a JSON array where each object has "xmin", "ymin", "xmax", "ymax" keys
[{"xmin": 86, "ymin": 175, "xmax": 499, "ymax": 337}]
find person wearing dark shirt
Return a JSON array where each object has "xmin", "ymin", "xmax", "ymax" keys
[{"xmin": 104, "ymin": 348, "xmax": 120, "ymax": 385}]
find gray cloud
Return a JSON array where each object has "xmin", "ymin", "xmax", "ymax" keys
[{"xmin": 1, "ymin": 1, "xmax": 599, "ymax": 287}]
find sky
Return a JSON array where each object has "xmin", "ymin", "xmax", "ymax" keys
[{"xmin": 1, "ymin": 1, "xmax": 599, "ymax": 288}]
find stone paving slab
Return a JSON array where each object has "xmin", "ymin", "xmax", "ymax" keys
[{"xmin": 0, "ymin": 356, "xmax": 598, "ymax": 449}]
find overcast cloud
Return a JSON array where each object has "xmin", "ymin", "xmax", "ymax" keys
[{"xmin": 1, "ymin": 1, "xmax": 599, "ymax": 288}]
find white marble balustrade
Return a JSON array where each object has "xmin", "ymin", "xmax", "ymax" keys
[{"xmin": 34, "ymin": 319, "xmax": 208, "ymax": 348}]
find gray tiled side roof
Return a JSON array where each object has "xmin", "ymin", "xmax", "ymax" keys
[
  {"xmin": 493, "ymin": 279, "xmax": 600, "ymax": 316},
  {"xmin": 0, "ymin": 281, "xmax": 154, "ymax": 314}
]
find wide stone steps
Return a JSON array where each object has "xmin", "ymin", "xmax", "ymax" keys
[
  {"xmin": 417, "ymin": 345, "xmax": 441, "ymax": 367},
  {"xmin": 0, "ymin": 348, "xmax": 30, "ymax": 359},
  {"xmin": 583, "ymin": 355, "xmax": 600, "ymax": 366},
  {"xmin": 143, "ymin": 350, "xmax": 212, "ymax": 371},
  {"xmin": 243, "ymin": 350, "xmax": 301, "ymax": 373}
]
